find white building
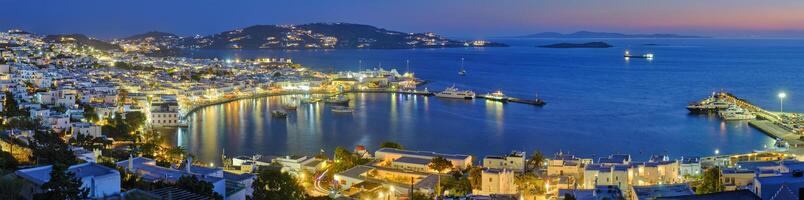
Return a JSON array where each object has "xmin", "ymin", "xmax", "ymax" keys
[
  {"xmin": 149, "ymin": 102, "xmax": 180, "ymax": 127},
  {"xmin": 483, "ymin": 151, "xmax": 526, "ymax": 172},
  {"xmin": 15, "ymin": 162, "xmax": 121, "ymax": 200},
  {"xmin": 71, "ymin": 122, "xmax": 102, "ymax": 138},
  {"xmin": 477, "ymin": 169, "xmax": 518, "ymax": 195},
  {"xmin": 374, "ymin": 148, "xmax": 473, "ymax": 170}
]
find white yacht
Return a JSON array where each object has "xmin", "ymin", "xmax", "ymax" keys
[
  {"xmin": 435, "ymin": 86, "xmax": 476, "ymax": 99},
  {"xmin": 718, "ymin": 104, "xmax": 756, "ymax": 120},
  {"xmin": 331, "ymin": 105, "xmax": 354, "ymax": 113}
]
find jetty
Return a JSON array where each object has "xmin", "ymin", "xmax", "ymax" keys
[
  {"xmin": 476, "ymin": 92, "xmax": 546, "ymax": 106},
  {"xmin": 693, "ymin": 92, "xmax": 804, "ymax": 148}
]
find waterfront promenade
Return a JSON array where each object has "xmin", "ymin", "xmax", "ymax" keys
[{"xmin": 719, "ymin": 93, "xmax": 804, "ymax": 151}]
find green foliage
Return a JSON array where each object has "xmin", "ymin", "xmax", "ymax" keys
[
  {"xmin": 410, "ymin": 192, "xmax": 433, "ymax": 200},
  {"xmin": 81, "ymin": 104, "xmax": 99, "ymax": 123},
  {"xmin": 515, "ymin": 173, "xmax": 545, "ymax": 197},
  {"xmin": 33, "ymin": 164, "xmax": 90, "ymax": 200},
  {"xmin": 124, "ymin": 111, "xmax": 146, "ymax": 131},
  {"xmin": 466, "ymin": 166, "xmax": 484, "ymax": 190},
  {"xmin": 0, "ymin": 151, "xmax": 19, "ymax": 171},
  {"xmin": 331, "ymin": 147, "xmax": 371, "ymax": 173},
  {"xmin": 175, "ymin": 175, "xmax": 223, "ymax": 200},
  {"xmin": 0, "ymin": 173, "xmax": 25, "ymax": 199},
  {"xmin": 440, "ymin": 174, "xmax": 472, "ymax": 196},
  {"xmin": 528, "ymin": 150, "xmax": 545, "ymax": 172},
  {"xmin": 379, "ymin": 141, "xmax": 404, "ymax": 149},
  {"xmin": 2, "ymin": 91, "xmax": 25, "ymax": 117},
  {"xmin": 697, "ymin": 167, "xmax": 724, "ymax": 194},
  {"xmin": 250, "ymin": 168, "xmax": 306, "ymax": 200},
  {"xmin": 428, "ymin": 156, "xmax": 453, "ymax": 172},
  {"xmin": 102, "ymin": 112, "xmax": 133, "ymax": 141},
  {"xmin": 31, "ymin": 130, "xmax": 77, "ymax": 166},
  {"xmin": 0, "ymin": 117, "xmax": 39, "ymax": 131},
  {"xmin": 564, "ymin": 193, "xmax": 577, "ymax": 200}
]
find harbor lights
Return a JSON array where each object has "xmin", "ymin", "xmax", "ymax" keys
[
  {"xmin": 715, "ymin": 149, "xmax": 720, "ymax": 155},
  {"xmin": 778, "ymin": 92, "xmax": 787, "ymax": 113}
]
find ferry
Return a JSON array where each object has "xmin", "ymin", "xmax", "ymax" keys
[
  {"xmin": 484, "ymin": 90, "xmax": 508, "ymax": 102},
  {"xmin": 325, "ymin": 95, "xmax": 350, "ymax": 105},
  {"xmin": 624, "ymin": 50, "xmax": 654, "ymax": 59},
  {"xmin": 271, "ymin": 110, "xmax": 288, "ymax": 118},
  {"xmin": 718, "ymin": 104, "xmax": 756, "ymax": 120},
  {"xmin": 435, "ymin": 86, "xmax": 475, "ymax": 99},
  {"xmin": 331, "ymin": 106, "xmax": 354, "ymax": 113}
]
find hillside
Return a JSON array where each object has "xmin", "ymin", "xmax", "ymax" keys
[{"xmin": 43, "ymin": 34, "xmax": 121, "ymax": 51}]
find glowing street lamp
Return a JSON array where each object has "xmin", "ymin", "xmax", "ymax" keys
[{"xmin": 778, "ymin": 92, "xmax": 787, "ymax": 113}]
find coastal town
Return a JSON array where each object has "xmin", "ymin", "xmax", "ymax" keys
[{"xmin": 0, "ymin": 26, "xmax": 803, "ymax": 200}]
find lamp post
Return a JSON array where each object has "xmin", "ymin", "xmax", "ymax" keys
[{"xmin": 778, "ymin": 92, "xmax": 787, "ymax": 113}]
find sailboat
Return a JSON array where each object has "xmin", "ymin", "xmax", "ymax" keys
[{"xmin": 458, "ymin": 58, "xmax": 467, "ymax": 76}]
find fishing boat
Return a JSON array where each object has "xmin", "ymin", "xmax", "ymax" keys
[
  {"xmin": 331, "ymin": 106, "xmax": 354, "ymax": 113},
  {"xmin": 325, "ymin": 95, "xmax": 350, "ymax": 105},
  {"xmin": 271, "ymin": 110, "xmax": 288, "ymax": 118},
  {"xmin": 458, "ymin": 58, "xmax": 467, "ymax": 76},
  {"xmin": 435, "ymin": 86, "xmax": 475, "ymax": 99},
  {"xmin": 484, "ymin": 90, "xmax": 508, "ymax": 102}
]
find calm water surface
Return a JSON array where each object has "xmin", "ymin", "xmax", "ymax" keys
[{"xmin": 170, "ymin": 39, "xmax": 804, "ymax": 164}]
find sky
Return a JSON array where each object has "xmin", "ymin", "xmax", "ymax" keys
[{"xmin": 1, "ymin": 0, "xmax": 804, "ymax": 38}]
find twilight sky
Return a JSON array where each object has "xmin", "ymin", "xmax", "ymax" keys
[{"xmin": 1, "ymin": 0, "xmax": 803, "ymax": 38}]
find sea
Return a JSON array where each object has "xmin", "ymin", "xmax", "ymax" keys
[{"xmin": 167, "ymin": 38, "xmax": 804, "ymax": 164}]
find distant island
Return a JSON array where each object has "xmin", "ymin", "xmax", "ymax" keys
[
  {"xmin": 510, "ymin": 31, "xmax": 706, "ymax": 38},
  {"xmin": 538, "ymin": 42, "xmax": 612, "ymax": 48},
  {"xmin": 173, "ymin": 23, "xmax": 507, "ymax": 49}
]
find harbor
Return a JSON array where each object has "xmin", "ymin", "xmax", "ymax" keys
[{"xmin": 689, "ymin": 92, "xmax": 804, "ymax": 152}]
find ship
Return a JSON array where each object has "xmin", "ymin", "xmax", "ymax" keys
[
  {"xmin": 484, "ymin": 90, "xmax": 508, "ymax": 102},
  {"xmin": 624, "ymin": 50, "xmax": 654, "ymax": 59},
  {"xmin": 435, "ymin": 86, "xmax": 475, "ymax": 99},
  {"xmin": 686, "ymin": 92, "xmax": 730, "ymax": 113},
  {"xmin": 271, "ymin": 110, "xmax": 288, "ymax": 118},
  {"xmin": 325, "ymin": 95, "xmax": 350, "ymax": 105},
  {"xmin": 331, "ymin": 105, "xmax": 354, "ymax": 113}
]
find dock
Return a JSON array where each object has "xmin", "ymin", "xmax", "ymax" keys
[
  {"xmin": 476, "ymin": 94, "xmax": 546, "ymax": 106},
  {"xmin": 695, "ymin": 92, "xmax": 804, "ymax": 148}
]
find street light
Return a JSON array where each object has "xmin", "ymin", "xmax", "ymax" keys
[{"xmin": 778, "ymin": 92, "xmax": 787, "ymax": 113}]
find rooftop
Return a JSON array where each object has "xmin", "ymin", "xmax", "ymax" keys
[
  {"xmin": 632, "ymin": 183, "xmax": 694, "ymax": 200},
  {"xmin": 394, "ymin": 156, "xmax": 432, "ymax": 165},
  {"xmin": 375, "ymin": 148, "xmax": 470, "ymax": 161},
  {"xmin": 15, "ymin": 162, "xmax": 119, "ymax": 185},
  {"xmin": 656, "ymin": 190, "xmax": 759, "ymax": 200}
]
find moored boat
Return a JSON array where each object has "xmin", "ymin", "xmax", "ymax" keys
[
  {"xmin": 435, "ymin": 86, "xmax": 475, "ymax": 99},
  {"xmin": 325, "ymin": 95, "xmax": 350, "ymax": 105},
  {"xmin": 271, "ymin": 110, "xmax": 288, "ymax": 118},
  {"xmin": 484, "ymin": 90, "xmax": 508, "ymax": 102},
  {"xmin": 331, "ymin": 106, "xmax": 354, "ymax": 113}
]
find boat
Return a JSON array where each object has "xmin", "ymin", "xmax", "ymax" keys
[
  {"xmin": 484, "ymin": 90, "xmax": 508, "ymax": 102},
  {"xmin": 435, "ymin": 86, "xmax": 475, "ymax": 99},
  {"xmin": 284, "ymin": 104, "xmax": 298, "ymax": 110},
  {"xmin": 325, "ymin": 95, "xmax": 350, "ymax": 105},
  {"xmin": 331, "ymin": 106, "xmax": 354, "ymax": 113},
  {"xmin": 624, "ymin": 50, "xmax": 654, "ymax": 59},
  {"xmin": 300, "ymin": 97, "xmax": 321, "ymax": 104},
  {"xmin": 718, "ymin": 104, "xmax": 755, "ymax": 120},
  {"xmin": 271, "ymin": 110, "xmax": 288, "ymax": 118},
  {"xmin": 458, "ymin": 58, "xmax": 467, "ymax": 76},
  {"xmin": 686, "ymin": 92, "xmax": 730, "ymax": 113}
]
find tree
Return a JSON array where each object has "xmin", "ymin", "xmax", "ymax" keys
[
  {"xmin": 697, "ymin": 167, "xmax": 724, "ymax": 194},
  {"xmin": 124, "ymin": 111, "xmax": 146, "ymax": 131},
  {"xmin": 527, "ymin": 150, "xmax": 545, "ymax": 172},
  {"xmin": 516, "ymin": 173, "xmax": 545, "ymax": 198},
  {"xmin": 379, "ymin": 141, "xmax": 404, "ymax": 149},
  {"xmin": 175, "ymin": 175, "xmax": 222, "ymax": 199},
  {"xmin": 0, "ymin": 174, "xmax": 25, "ymax": 199},
  {"xmin": 165, "ymin": 146, "xmax": 187, "ymax": 165},
  {"xmin": 466, "ymin": 166, "xmax": 484, "ymax": 190},
  {"xmin": 250, "ymin": 168, "xmax": 306, "ymax": 200},
  {"xmin": 428, "ymin": 156, "xmax": 453, "ymax": 173},
  {"xmin": 2, "ymin": 91, "xmax": 23, "ymax": 117},
  {"xmin": 81, "ymin": 104, "xmax": 99, "ymax": 123},
  {"xmin": 440, "ymin": 175, "xmax": 472, "ymax": 196},
  {"xmin": 0, "ymin": 151, "xmax": 19, "ymax": 172},
  {"xmin": 331, "ymin": 146, "xmax": 370, "ymax": 173},
  {"xmin": 31, "ymin": 130, "xmax": 77, "ymax": 166},
  {"xmin": 410, "ymin": 192, "xmax": 432, "ymax": 200},
  {"xmin": 33, "ymin": 164, "xmax": 90, "ymax": 200},
  {"xmin": 564, "ymin": 193, "xmax": 577, "ymax": 200}
]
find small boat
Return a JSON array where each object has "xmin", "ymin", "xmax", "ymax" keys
[
  {"xmin": 435, "ymin": 86, "xmax": 475, "ymax": 99},
  {"xmin": 300, "ymin": 97, "xmax": 321, "ymax": 104},
  {"xmin": 484, "ymin": 90, "xmax": 508, "ymax": 102},
  {"xmin": 458, "ymin": 58, "xmax": 467, "ymax": 76},
  {"xmin": 325, "ymin": 95, "xmax": 350, "ymax": 105},
  {"xmin": 718, "ymin": 104, "xmax": 755, "ymax": 120},
  {"xmin": 331, "ymin": 106, "xmax": 354, "ymax": 113},
  {"xmin": 284, "ymin": 104, "xmax": 298, "ymax": 110},
  {"xmin": 271, "ymin": 110, "xmax": 288, "ymax": 118}
]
